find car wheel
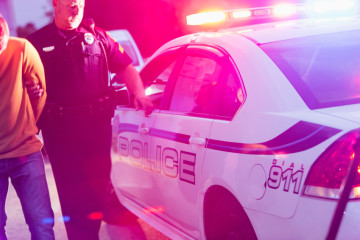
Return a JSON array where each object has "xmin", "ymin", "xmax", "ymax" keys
[{"xmin": 205, "ymin": 191, "xmax": 257, "ymax": 240}]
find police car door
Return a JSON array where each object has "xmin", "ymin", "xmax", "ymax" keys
[
  {"xmin": 111, "ymin": 102, "xmax": 156, "ymax": 207},
  {"xmin": 111, "ymin": 47, "xmax": 185, "ymax": 211},
  {"xmin": 151, "ymin": 46, "xmax": 228, "ymax": 235}
]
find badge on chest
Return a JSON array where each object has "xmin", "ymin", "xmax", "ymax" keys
[{"xmin": 84, "ymin": 33, "xmax": 95, "ymax": 45}]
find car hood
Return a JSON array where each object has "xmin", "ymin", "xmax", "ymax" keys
[{"xmin": 315, "ymin": 104, "xmax": 360, "ymax": 124}]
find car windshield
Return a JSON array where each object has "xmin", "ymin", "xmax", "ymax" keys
[{"xmin": 260, "ymin": 30, "xmax": 360, "ymax": 109}]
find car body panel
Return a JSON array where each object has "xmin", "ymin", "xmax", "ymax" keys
[
  {"xmin": 232, "ymin": 18, "xmax": 360, "ymax": 44},
  {"xmin": 111, "ymin": 109, "xmax": 157, "ymax": 206},
  {"xmin": 315, "ymin": 104, "xmax": 360, "ymax": 124},
  {"xmin": 150, "ymin": 111, "xmax": 212, "ymax": 238},
  {"xmin": 111, "ymin": 15, "xmax": 360, "ymax": 240}
]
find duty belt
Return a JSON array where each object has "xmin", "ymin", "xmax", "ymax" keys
[{"xmin": 44, "ymin": 97, "xmax": 114, "ymax": 117}]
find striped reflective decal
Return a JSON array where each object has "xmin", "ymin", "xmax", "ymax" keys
[
  {"xmin": 150, "ymin": 128, "xmax": 190, "ymax": 144},
  {"xmin": 116, "ymin": 121, "xmax": 341, "ymax": 155},
  {"xmin": 207, "ymin": 121, "xmax": 341, "ymax": 155},
  {"xmin": 118, "ymin": 123, "xmax": 138, "ymax": 133}
]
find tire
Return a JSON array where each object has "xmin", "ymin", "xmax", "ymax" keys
[{"xmin": 205, "ymin": 191, "xmax": 257, "ymax": 240}]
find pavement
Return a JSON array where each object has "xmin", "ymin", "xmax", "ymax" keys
[{"xmin": 4, "ymin": 162, "xmax": 170, "ymax": 240}]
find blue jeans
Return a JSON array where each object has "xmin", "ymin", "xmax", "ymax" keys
[{"xmin": 0, "ymin": 151, "xmax": 55, "ymax": 240}]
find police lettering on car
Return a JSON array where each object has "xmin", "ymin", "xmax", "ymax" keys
[{"xmin": 110, "ymin": 3, "xmax": 360, "ymax": 240}]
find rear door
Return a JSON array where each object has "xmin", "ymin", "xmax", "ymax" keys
[{"xmin": 150, "ymin": 45, "xmax": 241, "ymax": 235}]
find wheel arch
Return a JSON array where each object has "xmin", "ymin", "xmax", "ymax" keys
[{"xmin": 202, "ymin": 185, "xmax": 258, "ymax": 240}]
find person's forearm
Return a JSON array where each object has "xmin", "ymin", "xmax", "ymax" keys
[
  {"xmin": 29, "ymin": 87, "xmax": 46, "ymax": 122},
  {"xmin": 116, "ymin": 64, "xmax": 146, "ymax": 97},
  {"xmin": 24, "ymin": 41, "xmax": 47, "ymax": 122}
]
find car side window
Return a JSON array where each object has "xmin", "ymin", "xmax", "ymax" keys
[
  {"xmin": 217, "ymin": 69, "xmax": 243, "ymax": 117},
  {"xmin": 140, "ymin": 48, "xmax": 183, "ymax": 109},
  {"xmin": 169, "ymin": 55, "xmax": 220, "ymax": 114},
  {"xmin": 168, "ymin": 49, "xmax": 242, "ymax": 119}
]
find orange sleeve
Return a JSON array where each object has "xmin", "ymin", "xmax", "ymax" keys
[{"xmin": 22, "ymin": 39, "xmax": 47, "ymax": 122}]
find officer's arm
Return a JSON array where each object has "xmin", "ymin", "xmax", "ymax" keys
[
  {"xmin": 116, "ymin": 64, "xmax": 154, "ymax": 116},
  {"xmin": 23, "ymin": 40, "xmax": 47, "ymax": 121}
]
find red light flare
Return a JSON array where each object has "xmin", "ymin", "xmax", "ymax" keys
[
  {"xmin": 351, "ymin": 152, "xmax": 360, "ymax": 175},
  {"xmin": 350, "ymin": 152, "xmax": 355, "ymax": 160},
  {"xmin": 88, "ymin": 212, "xmax": 103, "ymax": 220},
  {"xmin": 143, "ymin": 206, "xmax": 165, "ymax": 215}
]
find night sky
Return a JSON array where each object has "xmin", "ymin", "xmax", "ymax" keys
[{"xmin": 84, "ymin": 0, "xmax": 302, "ymax": 57}]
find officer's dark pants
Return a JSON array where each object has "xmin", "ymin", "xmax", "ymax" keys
[{"xmin": 42, "ymin": 113, "xmax": 112, "ymax": 240}]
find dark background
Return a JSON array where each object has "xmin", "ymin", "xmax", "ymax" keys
[
  {"xmin": 83, "ymin": 0, "xmax": 283, "ymax": 57},
  {"xmin": 15, "ymin": 0, "xmax": 296, "ymax": 58}
]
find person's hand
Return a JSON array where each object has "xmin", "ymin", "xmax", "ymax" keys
[
  {"xmin": 25, "ymin": 79, "xmax": 44, "ymax": 98},
  {"xmin": 134, "ymin": 95, "xmax": 154, "ymax": 117}
]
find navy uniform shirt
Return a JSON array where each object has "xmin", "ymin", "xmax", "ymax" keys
[{"xmin": 28, "ymin": 20, "xmax": 132, "ymax": 105}]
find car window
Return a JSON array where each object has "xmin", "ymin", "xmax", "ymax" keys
[
  {"xmin": 168, "ymin": 48, "xmax": 241, "ymax": 119},
  {"xmin": 118, "ymin": 40, "xmax": 139, "ymax": 66},
  {"xmin": 140, "ymin": 47, "xmax": 183, "ymax": 109},
  {"xmin": 261, "ymin": 30, "xmax": 360, "ymax": 109},
  {"xmin": 169, "ymin": 55, "xmax": 221, "ymax": 114},
  {"xmin": 218, "ymin": 70, "xmax": 243, "ymax": 117}
]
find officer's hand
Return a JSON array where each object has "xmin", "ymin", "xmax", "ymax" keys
[
  {"xmin": 134, "ymin": 95, "xmax": 154, "ymax": 117},
  {"xmin": 25, "ymin": 79, "xmax": 44, "ymax": 98}
]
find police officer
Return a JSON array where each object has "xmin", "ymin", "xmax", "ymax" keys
[{"xmin": 28, "ymin": 0, "xmax": 153, "ymax": 239}]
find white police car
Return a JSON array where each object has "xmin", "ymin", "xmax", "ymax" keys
[{"xmin": 111, "ymin": 2, "xmax": 360, "ymax": 239}]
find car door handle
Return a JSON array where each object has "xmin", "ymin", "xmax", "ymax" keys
[
  {"xmin": 138, "ymin": 127, "xmax": 149, "ymax": 135},
  {"xmin": 189, "ymin": 137, "xmax": 206, "ymax": 147}
]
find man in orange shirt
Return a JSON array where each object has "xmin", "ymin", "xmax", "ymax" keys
[{"xmin": 0, "ymin": 15, "xmax": 55, "ymax": 240}]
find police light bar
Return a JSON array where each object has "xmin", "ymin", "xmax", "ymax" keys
[
  {"xmin": 186, "ymin": 11, "xmax": 227, "ymax": 26},
  {"xmin": 186, "ymin": 0, "xmax": 359, "ymax": 26}
]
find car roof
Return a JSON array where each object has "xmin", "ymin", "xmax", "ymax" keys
[
  {"xmin": 222, "ymin": 16, "xmax": 360, "ymax": 44},
  {"xmin": 153, "ymin": 15, "xmax": 360, "ymax": 57},
  {"xmin": 147, "ymin": 14, "xmax": 360, "ymax": 113}
]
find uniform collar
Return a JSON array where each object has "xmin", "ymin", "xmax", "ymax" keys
[
  {"xmin": 50, "ymin": 21, "xmax": 89, "ymax": 39},
  {"xmin": 77, "ymin": 23, "xmax": 91, "ymax": 34}
]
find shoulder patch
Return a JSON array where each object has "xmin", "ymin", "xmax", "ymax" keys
[
  {"xmin": 118, "ymin": 44, "xmax": 124, "ymax": 54},
  {"xmin": 106, "ymin": 31, "xmax": 124, "ymax": 54}
]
